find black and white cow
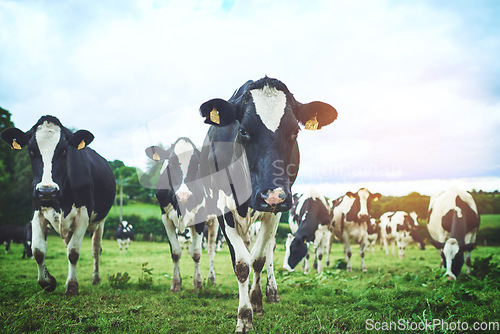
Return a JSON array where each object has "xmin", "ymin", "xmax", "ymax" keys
[
  {"xmin": 116, "ymin": 220, "xmax": 134, "ymax": 253},
  {"xmin": 1, "ymin": 115, "xmax": 116, "ymax": 295},
  {"xmin": 327, "ymin": 188, "xmax": 381, "ymax": 272},
  {"xmin": 145, "ymin": 137, "xmax": 219, "ymax": 291},
  {"xmin": 199, "ymin": 77, "xmax": 337, "ymax": 332},
  {"xmin": 380, "ymin": 211, "xmax": 425, "ymax": 258},
  {"xmin": 283, "ymin": 189, "xmax": 332, "ymax": 274},
  {"xmin": 427, "ymin": 187, "xmax": 480, "ymax": 280},
  {"xmin": 0, "ymin": 222, "xmax": 33, "ymax": 258}
]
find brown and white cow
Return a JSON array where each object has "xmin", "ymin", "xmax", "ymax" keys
[
  {"xmin": 327, "ymin": 188, "xmax": 381, "ymax": 272},
  {"xmin": 380, "ymin": 211, "xmax": 425, "ymax": 258},
  {"xmin": 199, "ymin": 77, "xmax": 337, "ymax": 332},
  {"xmin": 427, "ymin": 187, "xmax": 480, "ymax": 280}
]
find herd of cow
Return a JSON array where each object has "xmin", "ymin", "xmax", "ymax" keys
[{"xmin": 0, "ymin": 77, "xmax": 480, "ymax": 332}]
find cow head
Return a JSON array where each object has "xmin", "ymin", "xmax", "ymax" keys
[
  {"xmin": 145, "ymin": 137, "xmax": 205, "ymax": 213},
  {"xmin": 345, "ymin": 188, "xmax": 382, "ymax": 223},
  {"xmin": 283, "ymin": 233, "xmax": 308, "ymax": 271},
  {"xmin": 367, "ymin": 218, "xmax": 380, "ymax": 235},
  {"xmin": 431, "ymin": 238, "xmax": 476, "ymax": 280},
  {"xmin": 200, "ymin": 77, "xmax": 337, "ymax": 212},
  {"xmin": 1, "ymin": 115, "xmax": 94, "ymax": 209}
]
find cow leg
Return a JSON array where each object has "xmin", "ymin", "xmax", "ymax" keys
[
  {"xmin": 32, "ymin": 211, "xmax": 56, "ymax": 292},
  {"xmin": 383, "ymin": 236, "xmax": 389, "ymax": 255},
  {"xmin": 343, "ymin": 235, "xmax": 352, "ymax": 272},
  {"xmin": 325, "ymin": 232, "xmax": 334, "ymax": 267},
  {"xmin": 391, "ymin": 239, "xmax": 395, "ymax": 256},
  {"xmin": 303, "ymin": 248, "xmax": 310, "ymax": 274},
  {"xmin": 189, "ymin": 225, "xmax": 203, "ymax": 291},
  {"xmin": 206, "ymin": 218, "xmax": 219, "ymax": 285},
  {"xmin": 360, "ymin": 237, "xmax": 367, "ymax": 272},
  {"xmin": 117, "ymin": 239, "xmax": 122, "ymax": 253},
  {"xmin": 265, "ymin": 236, "xmax": 280, "ymax": 304},
  {"xmin": 65, "ymin": 210, "xmax": 90, "ymax": 295},
  {"xmin": 91, "ymin": 221, "xmax": 104, "ymax": 285},
  {"xmin": 251, "ymin": 212, "xmax": 280, "ymax": 311},
  {"xmin": 222, "ymin": 215, "xmax": 253, "ymax": 333},
  {"xmin": 162, "ymin": 215, "xmax": 182, "ymax": 292},
  {"xmin": 465, "ymin": 251, "xmax": 472, "ymax": 274}
]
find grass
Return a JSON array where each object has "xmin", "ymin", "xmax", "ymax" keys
[
  {"xmin": 108, "ymin": 202, "xmax": 160, "ymax": 220},
  {"xmin": 1, "ymin": 232, "xmax": 500, "ymax": 333}
]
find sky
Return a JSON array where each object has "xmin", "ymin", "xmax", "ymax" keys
[{"xmin": 1, "ymin": 0, "xmax": 499, "ymax": 197}]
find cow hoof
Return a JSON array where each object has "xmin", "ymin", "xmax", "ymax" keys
[
  {"xmin": 171, "ymin": 279, "xmax": 182, "ymax": 292},
  {"xmin": 236, "ymin": 307, "xmax": 254, "ymax": 333},
  {"xmin": 346, "ymin": 267, "xmax": 352, "ymax": 272},
  {"xmin": 65, "ymin": 281, "xmax": 79, "ymax": 295},
  {"xmin": 39, "ymin": 275, "xmax": 57, "ymax": 292},
  {"xmin": 362, "ymin": 267, "xmax": 367, "ymax": 272},
  {"xmin": 326, "ymin": 261, "xmax": 330, "ymax": 267},
  {"xmin": 265, "ymin": 287, "xmax": 280, "ymax": 303},
  {"xmin": 92, "ymin": 273, "xmax": 101, "ymax": 285},
  {"xmin": 194, "ymin": 279, "xmax": 203, "ymax": 290}
]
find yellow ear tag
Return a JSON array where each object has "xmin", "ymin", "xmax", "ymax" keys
[
  {"xmin": 78, "ymin": 140, "xmax": 86, "ymax": 150},
  {"xmin": 152, "ymin": 152, "xmax": 161, "ymax": 161},
  {"xmin": 304, "ymin": 115, "xmax": 319, "ymax": 130},
  {"xmin": 373, "ymin": 197, "xmax": 379, "ymax": 202},
  {"xmin": 11, "ymin": 139, "xmax": 21, "ymax": 150},
  {"xmin": 210, "ymin": 107, "xmax": 220, "ymax": 124}
]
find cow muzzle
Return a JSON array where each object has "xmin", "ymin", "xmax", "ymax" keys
[
  {"xmin": 257, "ymin": 187, "xmax": 289, "ymax": 212},
  {"xmin": 176, "ymin": 191, "xmax": 192, "ymax": 204},
  {"xmin": 36, "ymin": 186, "xmax": 58, "ymax": 201}
]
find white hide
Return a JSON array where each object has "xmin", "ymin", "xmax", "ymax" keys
[{"xmin": 250, "ymin": 86, "xmax": 287, "ymax": 132}]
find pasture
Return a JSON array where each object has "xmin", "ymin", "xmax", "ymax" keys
[{"xmin": 1, "ymin": 221, "xmax": 500, "ymax": 333}]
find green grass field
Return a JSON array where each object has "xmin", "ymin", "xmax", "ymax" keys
[{"xmin": 1, "ymin": 229, "xmax": 500, "ymax": 333}]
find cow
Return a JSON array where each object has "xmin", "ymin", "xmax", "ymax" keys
[
  {"xmin": 427, "ymin": 187, "xmax": 480, "ymax": 280},
  {"xmin": 380, "ymin": 211, "xmax": 425, "ymax": 258},
  {"xmin": 327, "ymin": 188, "xmax": 382, "ymax": 272},
  {"xmin": 116, "ymin": 220, "xmax": 134, "ymax": 253},
  {"xmin": 202, "ymin": 224, "xmax": 224, "ymax": 252},
  {"xmin": 1, "ymin": 115, "xmax": 116, "ymax": 295},
  {"xmin": 283, "ymin": 189, "xmax": 332, "ymax": 274},
  {"xmin": 366, "ymin": 218, "xmax": 380, "ymax": 253},
  {"xmin": 198, "ymin": 76, "xmax": 337, "ymax": 332},
  {"xmin": 145, "ymin": 137, "xmax": 220, "ymax": 291},
  {"xmin": 0, "ymin": 222, "xmax": 33, "ymax": 258}
]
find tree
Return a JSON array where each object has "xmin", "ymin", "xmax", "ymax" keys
[{"xmin": 0, "ymin": 108, "xmax": 33, "ymax": 225}]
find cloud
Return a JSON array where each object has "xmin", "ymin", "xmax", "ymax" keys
[{"xmin": 0, "ymin": 0, "xmax": 499, "ymax": 191}]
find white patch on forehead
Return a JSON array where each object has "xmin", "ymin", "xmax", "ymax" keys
[
  {"xmin": 35, "ymin": 121, "xmax": 61, "ymax": 190},
  {"xmin": 358, "ymin": 188, "xmax": 370, "ymax": 216},
  {"xmin": 174, "ymin": 139, "xmax": 195, "ymax": 179},
  {"xmin": 250, "ymin": 85, "xmax": 287, "ymax": 132}
]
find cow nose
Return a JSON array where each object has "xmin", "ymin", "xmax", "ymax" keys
[
  {"xmin": 176, "ymin": 191, "xmax": 192, "ymax": 204},
  {"xmin": 37, "ymin": 186, "xmax": 57, "ymax": 200},
  {"xmin": 261, "ymin": 188, "xmax": 286, "ymax": 205},
  {"xmin": 258, "ymin": 188, "xmax": 290, "ymax": 212}
]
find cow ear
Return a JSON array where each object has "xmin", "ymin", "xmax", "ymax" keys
[
  {"xmin": 1, "ymin": 128, "xmax": 29, "ymax": 150},
  {"xmin": 430, "ymin": 239, "xmax": 445, "ymax": 249},
  {"xmin": 71, "ymin": 130, "xmax": 94, "ymax": 150},
  {"xmin": 145, "ymin": 146, "xmax": 170, "ymax": 162},
  {"xmin": 200, "ymin": 98, "xmax": 238, "ymax": 126},
  {"xmin": 346, "ymin": 192, "xmax": 356, "ymax": 199},
  {"xmin": 294, "ymin": 101, "xmax": 337, "ymax": 130},
  {"xmin": 371, "ymin": 193, "xmax": 382, "ymax": 202}
]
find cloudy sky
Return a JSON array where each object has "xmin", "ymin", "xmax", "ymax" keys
[{"xmin": 1, "ymin": 0, "xmax": 499, "ymax": 197}]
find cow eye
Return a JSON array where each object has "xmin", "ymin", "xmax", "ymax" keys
[
  {"xmin": 290, "ymin": 133, "xmax": 298, "ymax": 142},
  {"xmin": 239, "ymin": 128, "xmax": 250, "ymax": 140}
]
